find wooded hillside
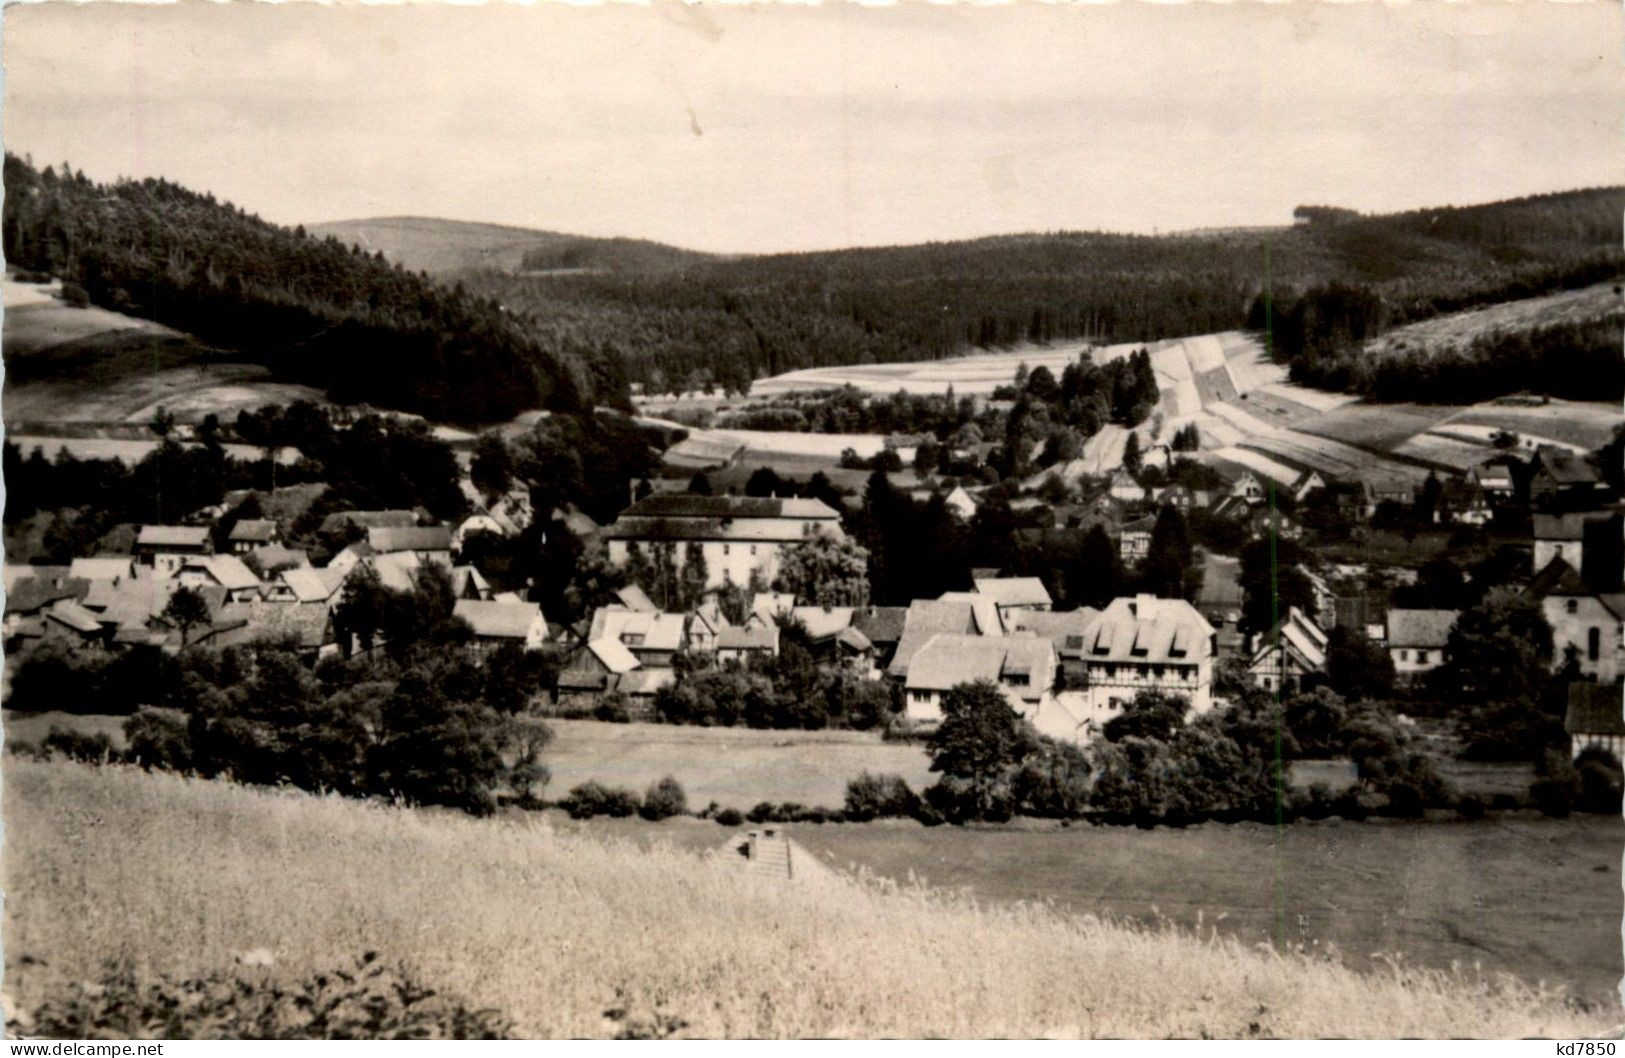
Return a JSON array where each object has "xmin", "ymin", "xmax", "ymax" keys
[{"xmin": 1, "ymin": 155, "xmax": 593, "ymax": 423}]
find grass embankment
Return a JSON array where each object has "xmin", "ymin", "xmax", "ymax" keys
[{"xmin": 5, "ymin": 761, "xmax": 1612, "ymax": 1038}]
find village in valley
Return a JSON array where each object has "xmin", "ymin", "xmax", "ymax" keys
[{"xmin": 3, "ymin": 0, "xmax": 1623, "ymax": 1041}]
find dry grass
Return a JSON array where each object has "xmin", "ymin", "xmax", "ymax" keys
[{"xmin": 5, "ymin": 760, "xmax": 1613, "ymax": 1039}]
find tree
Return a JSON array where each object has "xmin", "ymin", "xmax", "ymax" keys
[
  {"xmin": 1239, "ymin": 536, "xmax": 1316, "ymax": 635},
  {"xmin": 1069, "ymin": 524, "xmax": 1123, "ymax": 609},
  {"xmin": 772, "ymin": 531, "xmax": 870, "ymax": 607},
  {"xmin": 162, "ymin": 586, "xmax": 212, "ymax": 647},
  {"xmin": 1122, "ymin": 432, "xmax": 1142, "ymax": 476},
  {"xmin": 924, "ymin": 680, "xmax": 1038, "ymax": 822},
  {"xmin": 1141, "ymin": 505, "xmax": 1196, "ymax": 599},
  {"xmin": 745, "ymin": 466, "xmax": 786, "ymax": 497},
  {"xmin": 1442, "ymin": 587, "xmax": 1553, "ymax": 703},
  {"xmin": 1323, "ymin": 627, "xmax": 1395, "ymax": 702},
  {"xmin": 470, "ymin": 433, "xmax": 514, "ymax": 498},
  {"xmin": 1101, "ymin": 690, "xmax": 1189, "ymax": 743}
]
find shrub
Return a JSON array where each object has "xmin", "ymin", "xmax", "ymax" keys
[
  {"xmin": 639, "ymin": 776, "xmax": 688, "ymax": 821},
  {"xmin": 60, "ymin": 281, "xmax": 92, "ymax": 308},
  {"xmin": 10, "ymin": 952, "xmax": 511, "ymax": 1039},
  {"xmin": 1490, "ymin": 792, "xmax": 1522, "ymax": 812},
  {"xmin": 714, "ymin": 807, "xmax": 744, "ymax": 827},
  {"xmin": 1455, "ymin": 794, "xmax": 1487, "ymax": 821},
  {"xmin": 1575, "ymin": 753, "xmax": 1623, "ymax": 815},
  {"xmin": 41, "ymin": 726, "xmax": 118, "ymax": 765},
  {"xmin": 593, "ymin": 693, "xmax": 632, "ymax": 724},
  {"xmin": 843, "ymin": 772, "xmax": 921, "ymax": 821},
  {"xmin": 564, "ymin": 781, "xmax": 641, "ymax": 820},
  {"xmin": 1382, "ymin": 779, "xmax": 1427, "ymax": 819},
  {"xmin": 1530, "ymin": 773, "xmax": 1577, "ymax": 818},
  {"xmin": 124, "ymin": 709, "xmax": 194, "ymax": 771},
  {"xmin": 746, "ymin": 801, "xmax": 778, "ymax": 824}
]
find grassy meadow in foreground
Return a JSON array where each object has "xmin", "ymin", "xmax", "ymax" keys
[{"xmin": 5, "ymin": 761, "xmax": 1616, "ymax": 1039}]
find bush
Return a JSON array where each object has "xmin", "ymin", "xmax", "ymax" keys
[
  {"xmin": 10, "ymin": 952, "xmax": 511, "ymax": 1039},
  {"xmin": 1490, "ymin": 792, "xmax": 1522, "ymax": 812},
  {"xmin": 843, "ymin": 772, "xmax": 921, "ymax": 822},
  {"xmin": 124, "ymin": 710, "xmax": 194, "ymax": 771},
  {"xmin": 1383, "ymin": 779, "xmax": 1427, "ymax": 819},
  {"xmin": 1455, "ymin": 794, "xmax": 1487, "ymax": 821},
  {"xmin": 41, "ymin": 726, "xmax": 118, "ymax": 765},
  {"xmin": 60, "ymin": 281, "xmax": 92, "ymax": 308},
  {"xmin": 563, "ymin": 781, "xmax": 641, "ymax": 820},
  {"xmin": 593, "ymin": 693, "xmax": 632, "ymax": 724},
  {"xmin": 639, "ymin": 776, "xmax": 688, "ymax": 821},
  {"xmin": 714, "ymin": 808, "xmax": 744, "ymax": 827},
  {"xmin": 746, "ymin": 801, "xmax": 778, "ymax": 824},
  {"xmin": 1530, "ymin": 773, "xmax": 1577, "ymax": 818},
  {"xmin": 1575, "ymin": 753, "xmax": 1623, "ymax": 815}
]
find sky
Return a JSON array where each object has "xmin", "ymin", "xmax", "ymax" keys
[{"xmin": 4, "ymin": 2, "xmax": 1620, "ymax": 255}]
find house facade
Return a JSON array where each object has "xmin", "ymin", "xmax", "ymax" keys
[
  {"xmin": 1385, "ymin": 609, "xmax": 1457, "ymax": 679},
  {"xmin": 902, "ymin": 633, "xmax": 1057, "ymax": 726},
  {"xmin": 604, "ymin": 495, "xmax": 843, "ymax": 589},
  {"xmin": 1247, "ymin": 606, "xmax": 1329, "ymax": 693},
  {"xmin": 1074, "ymin": 595, "xmax": 1216, "ymax": 716}
]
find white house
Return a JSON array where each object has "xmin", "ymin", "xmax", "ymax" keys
[
  {"xmin": 888, "ymin": 595, "xmax": 1004, "ymax": 679},
  {"xmin": 1566, "ymin": 683, "xmax": 1625, "ymax": 762},
  {"xmin": 1247, "ymin": 606, "xmax": 1329, "ymax": 693},
  {"xmin": 589, "ymin": 606, "xmax": 688, "ymax": 667},
  {"xmin": 1230, "ymin": 473, "xmax": 1266, "ymax": 504},
  {"xmin": 453, "ymin": 599, "xmax": 549, "ymax": 652},
  {"xmin": 717, "ymin": 623, "xmax": 781, "ymax": 664},
  {"xmin": 176, "ymin": 555, "xmax": 264, "ymax": 602},
  {"xmin": 604, "ymin": 495, "xmax": 844, "ymax": 589},
  {"xmin": 227, "ymin": 519, "xmax": 280, "ymax": 555},
  {"xmin": 903, "ymin": 633, "xmax": 1057, "ymax": 726},
  {"xmin": 943, "ymin": 486, "xmax": 979, "ymax": 522},
  {"xmin": 1075, "ymin": 594, "xmax": 1216, "ymax": 717},
  {"xmin": 1107, "ymin": 471, "xmax": 1147, "ymax": 504},
  {"xmin": 134, "ymin": 525, "xmax": 212, "ymax": 575},
  {"xmin": 1385, "ymin": 609, "xmax": 1457, "ymax": 680},
  {"xmin": 1532, "ymin": 558, "xmax": 1625, "ymax": 683}
]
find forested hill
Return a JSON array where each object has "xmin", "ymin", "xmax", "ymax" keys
[
  {"xmin": 307, "ymin": 216, "xmax": 713, "ymax": 277},
  {"xmin": 0, "ymin": 155, "xmax": 605, "ymax": 423},
  {"xmin": 451, "ymin": 187, "xmax": 1624, "ymax": 395}
]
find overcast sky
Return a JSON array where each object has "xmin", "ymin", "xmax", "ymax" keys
[{"xmin": 5, "ymin": 2, "xmax": 1619, "ymax": 255}]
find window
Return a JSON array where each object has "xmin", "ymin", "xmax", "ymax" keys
[
  {"xmin": 1416, "ymin": 650, "xmax": 1429, "ymax": 665},
  {"xmin": 1567, "ymin": 599, "xmax": 1579, "ymax": 615},
  {"xmin": 1397, "ymin": 650, "xmax": 1408, "ymax": 662},
  {"xmin": 750, "ymin": 545, "xmax": 758, "ymax": 557},
  {"xmin": 723, "ymin": 545, "xmax": 731, "ymax": 556},
  {"xmin": 1589, "ymin": 627, "xmax": 1602, "ymax": 662}
]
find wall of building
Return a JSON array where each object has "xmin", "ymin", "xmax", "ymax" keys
[
  {"xmin": 1078, "ymin": 659, "xmax": 1212, "ymax": 714},
  {"xmin": 1544, "ymin": 596, "xmax": 1625, "ymax": 683}
]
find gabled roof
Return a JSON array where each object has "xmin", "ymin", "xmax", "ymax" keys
[
  {"xmin": 614, "ymin": 584, "xmax": 659, "ymax": 613},
  {"xmin": 368, "ymin": 526, "xmax": 453, "ymax": 554},
  {"xmin": 453, "ymin": 599, "xmax": 545, "ymax": 639},
  {"xmin": 279, "ymin": 566, "xmax": 347, "ymax": 604},
  {"xmin": 586, "ymin": 637, "xmax": 640, "ymax": 674},
  {"xmin": 590, "ymin": 607, "xmax": 686, "ymax": 652},
  {"xmin": 46, "ymin": 599, "xmax": 105, "ymax": 635},
  {"xmin": 1535, "ymin": 446, "xmax": 1601, "ymax": 486},
  {"xmin": 615, "ymin": 495, "xmax": 839, "ymax": 521},
  {"xmin": 1004, "ymin": 607, "xmax": 1101, "ymax": 658},
  {"xmin": 69, "ymin": 556, "xmax": 135, "ymax": 583},
  {"xmin": 1566, "ymin": 682, "xmax": 1624, "ymax": 737},
  {"xmin": 320, "ymin": 509, "xmax": 417, "ymax": 533},
  {"xmin": 789, "ymin": 605, "xmax": 855, "ymax": 641},
  {"xmin": 888, "ymin": 596, "xmax": 1004, "ymax": 677},
  {"xmin": 972, "ymin": 576, "xmax": 1053, "ymax": 609},
  {"xmin": 1250, "ymin": 607, "xmax": 1329, "ymax": 671},
  {"xmin": 214, "ymin": 601, "xmax": 333, "ymax": 650},
  {"xmin": 182, "ymin": 554, "xmax": 262, "ymax": 592},
  {"xmin": 753, "ymin": 592, "xmax": 796, "ymax": 620},
  {"xmin": 836, "ymin": 626, "xmax": 874, "ymax": 652},
  {"xmin": 1530, "ymin": 556, "xmax": 1587, "ymax": 599},
  {"xmin": 717, "ymin": 623, "xmax": 780, "ymax": 651},
  {"xmin": 851, "ymin": 606, "xmax": 907, "ymax": 647},
  {"xmin": 135, "ymin": 525, "xmax": 211, "ymax": 549},
  {"xmin": 904, "ymin": 633, "xmax": 1056, "ymax": 703},
  {"xmin": 228, "ymin": 519, "xmax": 278, "ymax": 543},
  {"xmin": 246, "ymin": 545, "xmax": 310, "ymax": 572},
  {"xmin": 369, "ymin": 551, "xmax": 423, "ymax": 593},
  {"xmin": 5, "ymin": 576, "xmax": 90, "ymax": 615},
  {"xmin": 1082, "ymin": 595, "xmax": 1215, "ymax": 665},
  {"xmin": 1385, "ymin": 609, "xmax": 1458, "ymax": 649}
]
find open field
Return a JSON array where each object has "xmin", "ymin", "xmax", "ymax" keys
[
  {"xmin": 1364, "ymin": 282, "xmax": 1623, "ymax": 361},
  {"xmin": 7, "ymin": 760, "xmax": 1613, "ymax": 1038},
  {"xmin": 3, "ymin": 710, "xmax": 131, "ymax": 749},
  {"xmin": 3, "ymin": 278, "xmax": 329, "ymax": 426},
  {"xmin": 751, "ymin": 339, "xmax": 1094, "ymax": 397},
  {"xmin": 540, "ymin": 719, "xmax": 934, "ymax": 808}
]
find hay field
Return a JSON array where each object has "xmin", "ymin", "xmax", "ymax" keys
[
  {"xmin": 541, "ymin": 719, "xmax": 933, "ymax": 808},
  {"xmin": 1364, "ymin": 282, "xmax": 1623, "ymax": 361},
  {"xmin": 6, "ymin": 760, "xmax": 1612, "ymax": 1038}
]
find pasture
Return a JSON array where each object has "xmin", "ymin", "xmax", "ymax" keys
[
  {"xmin": 6, "ymin": 759, "xmax": 1611, "ymax": 1038},
  {"xmin": 537, "ymin": 718, "xmax": 933, "ymax": 808}
]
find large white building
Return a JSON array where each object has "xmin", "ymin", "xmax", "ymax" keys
[
  {"xmin": 1074, "ymin": 595, "xmax": 1216, "ymax": 716},
  {"xmin": 604, "ymin": 495, "xmax": 843, "ymax": 589}
]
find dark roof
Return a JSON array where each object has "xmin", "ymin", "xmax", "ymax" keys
[
  {"xmin": 1566, "ymin": 683, "xmax": 1624, "ymax": 737},
  {"xmin": 1385, "ymin": 609, "xmax": 1458, "ymax": 649},
  {"xmin": 617, "ymin": 495, "xmax": 838, "ymax": 520},
  {"xmin": 367, "ymin": 526, "xmax": 453, "ymax": 553},
  {"xmin": 1530, "ymin": 557, "xmax": 1586, "ymax": 599},
  {"xmin": 851, "ymin": 606, "xmax": 907, "ymax": 646},
  {"xmin": 1535, "ymin": 447, "xmax": 1601, "ymax": 486},
  {"xmin": 5, "ymin": 576, "xmax": 90, "ymax": 615},
  {"xmin": 228, "ymin": 519, "xmax": 278, "ymax": 543}
]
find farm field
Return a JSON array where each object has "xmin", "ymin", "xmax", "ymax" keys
[
  {"xmin": 537, "ymin": 718, "xmax": 933, "ymax": 808},
  {"xmin": 1363, "ymin": 282, "xmax": 1623, "ymax": 361},
  {"xmin": 548, "ymin": 803, "xmax": 1624, "ymax": 1006},
  {"xmin": 751, "ymin": 339, "xmax": 1095, "ymax": 397},
  {"xmin": 7, "ymin": 759, "xmax": 1612, "ymax": 1038},
  {"xmin": 3, "ymin": 277, "xmax": 330, "ymax": 426},
  {"xmin": 10, "ymin": 435, "xmax": 306, "ymax": 466}
]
